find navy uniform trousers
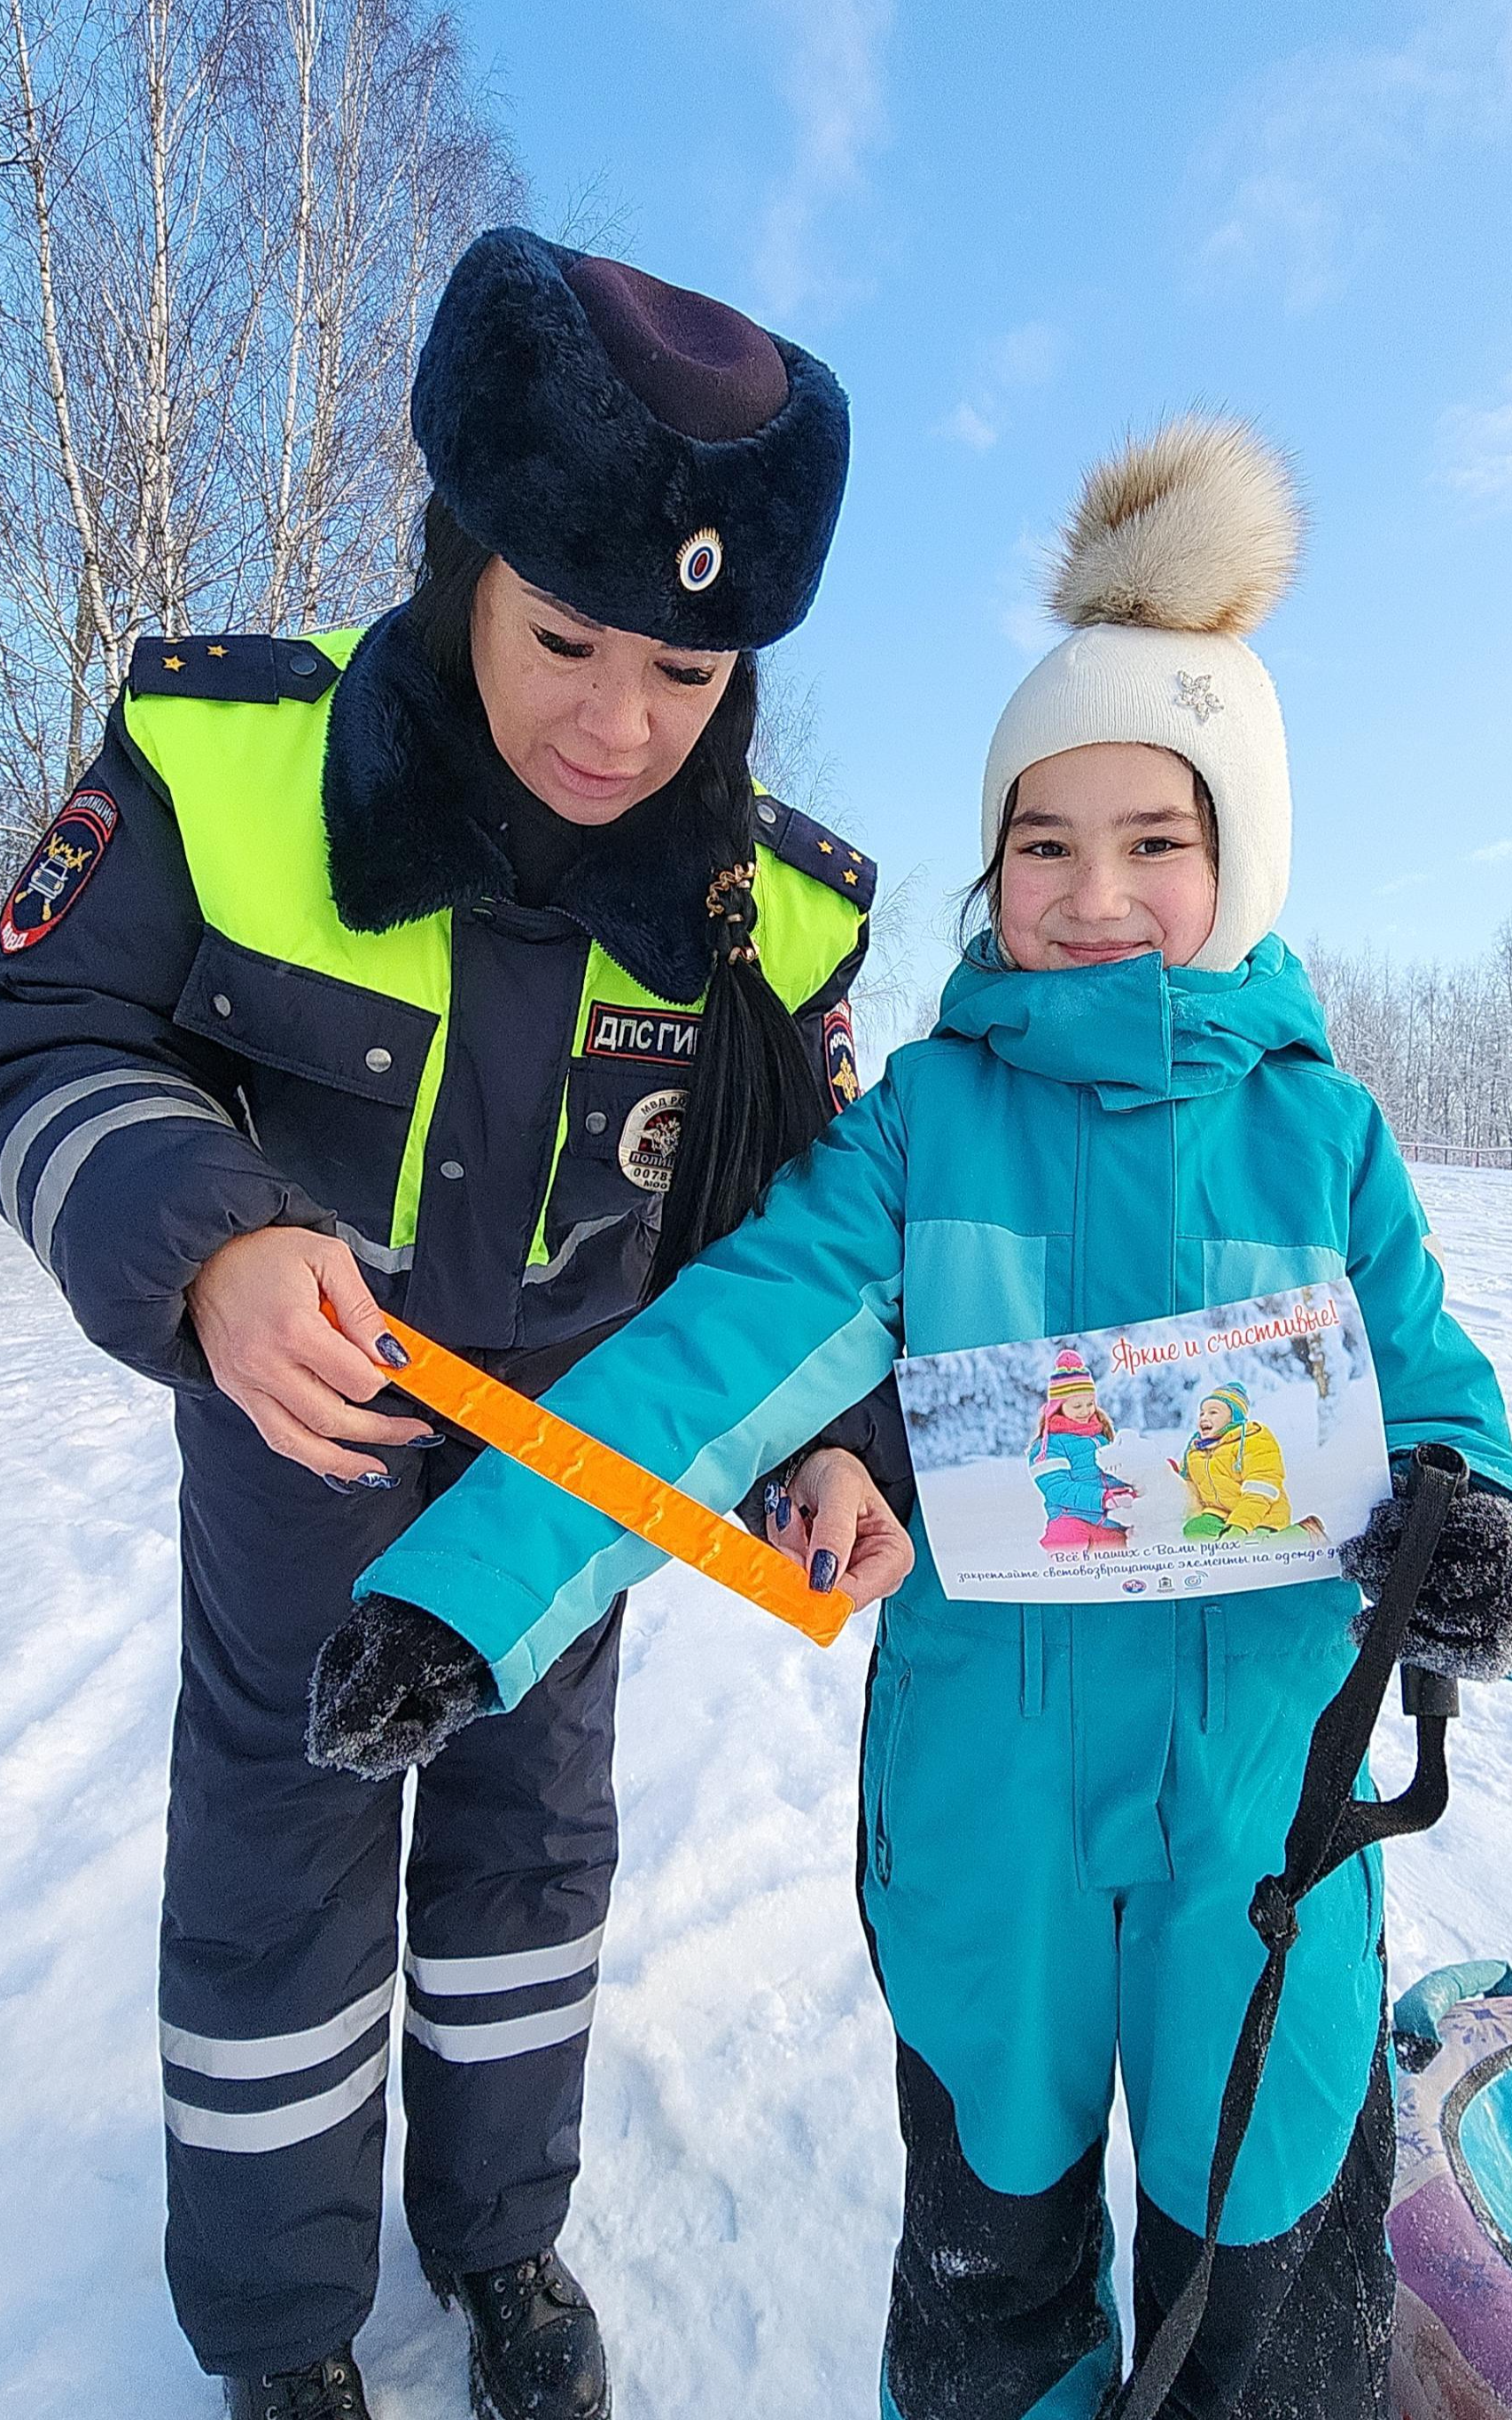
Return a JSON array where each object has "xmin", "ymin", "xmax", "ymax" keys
[{"xmin": 160, "ymin": 1391, "xmax": 620, "ymax": 2379}]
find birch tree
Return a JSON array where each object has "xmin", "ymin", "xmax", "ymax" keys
[
  {"xmin": 1306, "ymin": 924, "xmax": 1512, "ymax": 1160},
  {"xmin": 0, "ymin": 0, "xmax": 523, "ymax": 870}
]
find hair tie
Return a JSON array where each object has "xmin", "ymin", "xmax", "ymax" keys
[{"xmin": 706, "ymin": 863, "xmax": 760, "ymax": 964}]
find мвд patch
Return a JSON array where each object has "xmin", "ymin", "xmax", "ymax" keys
[
  {"xmin": 823, "ymin": 1002, "xmax": 861, "ymax": 1111},
  {"xmin": 2, "ymin": 790, "xmax": 118, "ymax": 954}
]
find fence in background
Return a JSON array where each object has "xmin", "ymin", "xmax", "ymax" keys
[{"xmin": 1401, "ymin": 1141, "xmax": 1512, "ymax": 1171}]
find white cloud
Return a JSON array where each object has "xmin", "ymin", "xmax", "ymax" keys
[
  {"xmin": 1470, "ymin": 837, "xmax": 1512, "ymax": 861},
  {"xmin": 1190, "ymin": 3, "xmax": 1512, "ymax": 312},
  {"xmin": 749, "ymin": 0, "xmax": 893, "ymax": 322},
  {"xmin": 937, "ymin": 321, "xmax": 1067, "ymax": 450},
  {"xmin": 935, "ymin": 401, "xmax": 999, "ymax": 452},
  {"xmin": 999, "ymin": 599, "xmax": 1056, "ymax": 655},
  {"xmin": 995, "ymin": 531, "xmax": 1058, "ymax": 657},
  {"xmin": 990, "ymin": 321, "xmax": 1065, "ymax": 388},
  {"xmin": 1438, "ymin": 394, "xmax": 1512, "ymax": 511}
]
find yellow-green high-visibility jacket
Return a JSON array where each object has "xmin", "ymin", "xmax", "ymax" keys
[{"xmin": 0, "ymin": 605, "xmax": 877, "ymax": 1404}]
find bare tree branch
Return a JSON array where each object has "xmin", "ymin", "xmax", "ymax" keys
[{"xmin": 0, "ymin": 0, "xmax": 527, "ymax": 879}]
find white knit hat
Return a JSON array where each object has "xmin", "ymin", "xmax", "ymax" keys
[{"xmin": 981, "ymin": 418, "xmax": 1304, "ymax": 972}]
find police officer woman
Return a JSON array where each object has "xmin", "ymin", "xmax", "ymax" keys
[{"xmin": 0, "ymin": 230, "xmax": 911, "ymax": 2420}]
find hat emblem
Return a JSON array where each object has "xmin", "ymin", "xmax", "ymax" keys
[
  {"xmin": 677, "ymin": 527, "xmax": 723, "ymax": 593},
  {"xmin": 1174, "ymin": 669, "xmax": 1223, "ymax": 723}
]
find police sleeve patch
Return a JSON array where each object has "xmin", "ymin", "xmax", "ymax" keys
[
  {"xmin": 2, "ymin": 789, "xmax": 118, "ymax": 954},
  {"xmin": 823, "ymin": 1001, "xmax": 861, "ymax": 1110}
]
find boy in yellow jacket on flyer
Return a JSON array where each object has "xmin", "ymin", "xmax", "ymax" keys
[{"xmin": 1180, "ymin": 1382, "xmax": 1303, "ymax": 1538}]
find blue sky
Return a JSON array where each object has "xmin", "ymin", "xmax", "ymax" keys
[{"xmin": 470, "ymin": 0, "xmax": 1512, "ymax": 1000}]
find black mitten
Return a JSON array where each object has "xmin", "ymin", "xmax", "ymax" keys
[
  {"xmin": 1341, "ymin": 1469, "xmax": 1512, "ymax": 1681},
  {"xmin": 308, "ymin": 1593, "xmax": 500, "ymax": 1779}
]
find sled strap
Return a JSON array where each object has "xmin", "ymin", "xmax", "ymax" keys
[{"xmin": 1114, "ymin": 1440, "xmax": 1468, "ymax": 2420}]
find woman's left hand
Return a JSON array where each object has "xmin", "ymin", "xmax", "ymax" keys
[{"xmin": 765, "ymin": 1446, "xmax": 915, "ymax": 1610}]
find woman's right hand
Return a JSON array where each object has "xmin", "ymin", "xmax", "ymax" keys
[{"xmin": 185, "ymin": 1227, "xmax": 437, "ymax": 1483}]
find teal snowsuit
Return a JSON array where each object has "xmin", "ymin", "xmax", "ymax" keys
[{"xmin": 360, "ymin": 938, "xmax": 1512, "ymax": 2417}]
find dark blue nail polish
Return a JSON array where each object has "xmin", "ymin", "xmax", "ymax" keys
[
  {"xmin": 763, "ymin": 1480, "xmax": 782, "ymax": 1517},
  {"xmin": 322, "ymin": 1474, "xmax": 360, "ymax": 1495},
  {"xmin": 776, "ymin": 1493, "xmax": 793, "ymax": 1533},
  {"xmin": 374, "ymin": 1332, "xmax": 410, "ymax": 1369},
  {"xmin": 404, "ymin": 1431, "xmax": 446, "ymax": 1448},
  {"xmin": 355, "ymin": 1471, "xmax": 399, "ymax": 1490},
  {"xmin": 810, "ymin": 1548, "xmax": 838, "ymax": 1594}
]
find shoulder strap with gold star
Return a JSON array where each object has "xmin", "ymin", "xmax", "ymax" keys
[
  {"xmin": 126, "ymin": 633, "xmax": 343, "ymax": 705},
  {"xmin": 752, "ymin": 792, "xmax": 877, "ymax": 912}
]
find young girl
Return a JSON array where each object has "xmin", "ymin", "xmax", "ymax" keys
[
  {"xmin": 312, "ymin": 420, "xmax": 1512, "ymax": 2418},
  {"xmin": 1030, "ymin": 1347, "xmax": 1135, "ymax": 1550}
]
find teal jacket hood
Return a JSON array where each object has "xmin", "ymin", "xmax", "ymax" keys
[{"xmin": 932, "ymin": 933, "xmax": 1334, "ymax": 1111}]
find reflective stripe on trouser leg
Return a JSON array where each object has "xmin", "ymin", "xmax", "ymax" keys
[
  {"xmin": 401, "ymin": 1600, "xmax": 623, "ymax": 2276},
  {"xmin": 161, "ymin": 1391, "xmax": 425, "ymax": 2380}
]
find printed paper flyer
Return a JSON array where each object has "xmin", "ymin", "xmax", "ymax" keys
[{"xmin": 894, "ymin": 1283, "xmax": 1389, "ymax": 1603}]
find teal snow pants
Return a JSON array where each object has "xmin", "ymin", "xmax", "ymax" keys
[{"xmin": 861, "ymin": 1568, "xmax": 1394, "ymax": 2420}]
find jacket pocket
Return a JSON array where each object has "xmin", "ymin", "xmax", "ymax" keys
[
  {"xmin": 872, "ymin": 1664, "xmax": 912, "ymax": 1887},
  {"xmin": 175, "ymin": 928, "xmax": 437, "ymax": 1105},
  {"xmin": 174, "ymin": 930, "xmax": 437, "ymax": 1259},
  {"xmin": 565, "ymin": 1058, "xmax": 688, "ymax": 1191}
]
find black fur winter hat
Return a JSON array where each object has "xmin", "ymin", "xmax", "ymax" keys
[{"xmin": 409, "ymin": 228, "xmax": 851, "ymax": 652}]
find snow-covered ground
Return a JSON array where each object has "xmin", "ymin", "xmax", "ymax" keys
[{"xmin": 1, "ymin": 1168, "xmax": 1508, "ymax": 2416}]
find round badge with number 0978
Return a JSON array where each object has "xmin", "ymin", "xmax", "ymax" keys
[{"xmin": 619, "ymin": 1089, "xmax": 687, "ymax": 1191}]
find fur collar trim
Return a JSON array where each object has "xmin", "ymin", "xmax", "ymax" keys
[{"xmin": 323, "ymin": 605, "xmax": 729, "ymax": 1003}]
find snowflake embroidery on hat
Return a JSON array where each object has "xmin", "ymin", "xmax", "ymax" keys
[{"xmin": 1174, "ymin": 670, "xmax": 1223, "ymax": 723}]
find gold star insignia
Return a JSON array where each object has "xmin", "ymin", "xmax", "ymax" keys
[
  {"xmin": 849, "ymin": 849, "xmax": 862, "ymax": 863},
  {"xmin": 207, "ymin": 644, "xmax": 228, "ymax": 658},
  {"xmin": 818, "ymin": 839, "xmax": 834, "ymax": 855},
  {"xmin": 162, "ymin": 654, "xmax": 184, "ymax": 672},
  {"xmin": 843, "ymin": 868, "xmax": 859, "ymax": 885}
]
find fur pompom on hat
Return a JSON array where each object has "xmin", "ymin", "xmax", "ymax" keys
[
  {"xmin": 981, "ymin": 416, "xmax": 1304, "ymax": 972},
  {"xmin": 410, "ymin": 228, "xmax": 851, "ymax": 653}
]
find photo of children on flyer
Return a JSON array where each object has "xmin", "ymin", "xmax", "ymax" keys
[{"xmin": 895, "ymin": 1282, "xmax": 1387, "ymax": 1602}]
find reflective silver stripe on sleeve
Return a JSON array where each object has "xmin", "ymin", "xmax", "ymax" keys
[
  {"xmin": 520, "ymin": 1214, "xmax": 626, "ymax": 1288},
  {"xmin": 404, "ymin": 1987, "xmax": 596, "ymax": 2066},
  {"xmin": 163, "ymin": 2043, "xmax": 389, "ymax": 2154},
  {"xmin": 333, "ymin": 1221, "xmax": 415, "ymax": 1276},
  {"xmin": 1240, "ymin": 1480, "xmax": 1282, "ymax": 1501},
  {"xmin": 405, "ymin": 1925, "xmax": 606, "ymax": 1998},
  {"xmin": 1, "ymin": 1067, "xmax": 230, "ymax": 1234},
  {"xmin": 31, "ymin": 1097, "xmax": 232, "ymax": 1275},
  {"xmin": 160, "ymin": 1976, "xmax": 395, "ymax": 2081}
]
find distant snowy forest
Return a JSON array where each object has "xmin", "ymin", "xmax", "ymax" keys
[
  {"xmin": 883, "ymin": 927, "xmax": 1512, "ymax": 1166},
  {"xmin": 1305, "ymin": 926, "xmax": 1512, "ymax": 1163}
]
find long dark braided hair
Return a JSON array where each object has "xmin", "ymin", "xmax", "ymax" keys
[{"xmin": 410, "ymin": 497, "xmax": 830, "ymax": 1299}]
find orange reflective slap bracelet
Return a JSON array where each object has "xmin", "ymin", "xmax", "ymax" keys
[{"xmin": 333, "ymin": 1308, "xmax": 854, "ymax": 1648}]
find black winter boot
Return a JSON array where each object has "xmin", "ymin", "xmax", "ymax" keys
[
  {"xmin": 222, "ymin": 2346, "xmax": 370, "ymax": 2419},
  {"xmin": 434, "ymin": 2252, "xmax": 611, "ymax": 2420}
]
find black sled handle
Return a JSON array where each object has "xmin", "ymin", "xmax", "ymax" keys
[{"xmin": 1113, "ymin": 1445, "xmax": 1467, "ymax": 2420}]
